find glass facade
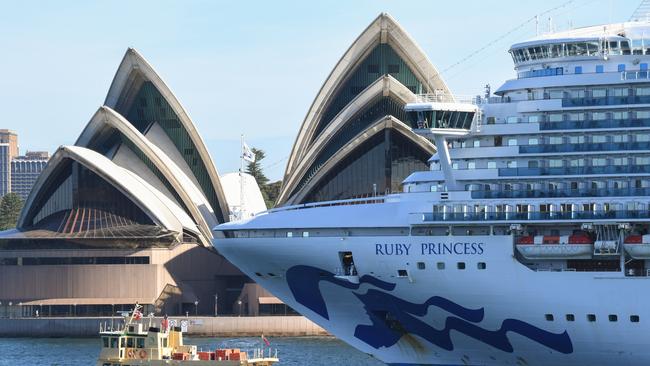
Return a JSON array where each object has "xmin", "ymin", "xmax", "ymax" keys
[
  {"xmin": 27, "ymin": 160, "xmax": 154, "ymax": 233},
  {"xmin": 83, "ymin": 127, "xmax": 195, "ymax": 224},
  {"xmin": 293, "ymin": 96, "xmax": 407, "ymax": 197},
  {"xmin": 121, "ymin": 81, "xmax": 225, "ymax": 223},
  {"xmin": 303, "ymin": 130, "xmax": 429, "ymax": 203},
  {"xmin": 313, "ymin": 44, "xmax": 424, "ymax": 142}
]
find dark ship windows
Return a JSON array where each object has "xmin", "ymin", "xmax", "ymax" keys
[
  {"xmin": 397, "ymin": 269, "xmax": 408, "ymax": 277},
  {"xmin": 457, "ymin": 262, "xmax": 466, "ymax": 270},
  {"xmin": 608, "ymin": 314, "xmax": 618, "ymax": 322},
  {"xmin": 437, "ymin": 262, "xmax": 445, "ymax": 270},
  {"xmin": 545, "ymin": 314, "xmax": 554, "ymax": 321},
  {"xmin": 587, "ymin": 314, "xmax": 597, "ymax": 322},
  {"xmin": 631, "ymin": 315, "xmax": 640, "ymax": 323},
  {"xmin": 477, "ymin": 262, "xmax": 487, "ymax": 270},
  {"xmin": 417, "ymin": 262, "xmax": 426, "ymax": 270},
  {"xmin": 566, "ymin": 314, "xmax": 575, "ymax": 322}
]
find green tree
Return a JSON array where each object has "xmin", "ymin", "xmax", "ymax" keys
[
  {"xmin": 245, "ymin": 148, "xmax": 269, "ymax": 186},
  {"xmin": 263, "ymin": 181, "xmax": 282, "ymax": 208},
  {"xmin": 0, "ymin": 193, "xmax": 23, "ymax": 230},
  {"xmin": 245, "ymin": 148, "xmax": 283, "ymax": 208}
]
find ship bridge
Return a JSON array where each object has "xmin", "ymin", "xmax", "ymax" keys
[
  {"xmin": 405, "ymin": 93, "xmax": 480, "ymax": 190},
  {"xmin": 405, "ymin": 93, "xmax": 478, "ymax": 134}
]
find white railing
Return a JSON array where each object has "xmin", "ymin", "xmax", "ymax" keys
[
  {"xmin": 264, "ymin": 196, "xmax": 386, "ymax": 215},
  {"xmin": 415, "ymin": 93, "xmax": 480, "ymax": 105}
]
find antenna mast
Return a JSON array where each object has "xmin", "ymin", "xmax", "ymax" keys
[{"xmin": 631, "ymin": 0, "xmax": 650, "ymax": 22}]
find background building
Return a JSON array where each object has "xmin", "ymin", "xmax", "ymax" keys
[
  {"xmin": 0, "ymin": 49, "xmax": 262, "ymax": 317},
  {"xmin": 11, "ymin": 151, "xmax": 49, "ymax": 200},
  {"xmin": 277, "ymin": 14, "xmax": 449, "ymax": 206},
  {"xmin": 0, "ymin": 130, "xmax": 18, "ymax": 197}
]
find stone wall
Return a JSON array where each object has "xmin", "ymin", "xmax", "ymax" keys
[{"xmin": 0, "ymin": 316, "xmax": 328, "ymax": 337}]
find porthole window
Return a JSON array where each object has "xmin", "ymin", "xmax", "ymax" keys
[
  {"xmin": 417, "ymin": 262, "xmax": 426, "ymax": 270},
  {"xmin": 587, "ymin": 314, "xmax": 596, "ymax": 322},
  {"xmin": 545, "ymin": 314, "xmax": 554, "ymax": 321},
  {"xmin": 477, "ymin": 262, "xmax": 486, "ymax": 270},
  {"xmin": 255, "ymin": 272, "xmax": 262, "ymax": 277},
  {"xmin": 397, "ymin": 269, "xmax": 408, "ymax": 277},
  {"xmin": 631, "ymin": 315, "xmax": 640, "ymax": 323},
  {"xmin": 437, "ymin": 262, "xmax": 445, "ymax": 270},
  {"xmin": 457, "ymin": 262, "xmax": 466, "ymax": 270},
  {"xmin": 566, "ymin": 314, "xmax": 575, "ymax": 322},
  {"xmin": 609, "ymin": 314, "xmax": 618, "ymax": 322}
]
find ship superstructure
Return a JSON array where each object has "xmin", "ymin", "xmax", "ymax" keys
[{"xmin": 214, "ymin": 19, "xmax": 650, "ymax": 366}]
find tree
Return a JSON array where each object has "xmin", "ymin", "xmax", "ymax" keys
[
  {"xmin": 0, "ymin": 193, "xmax": 23, "ymax": 230},
  {"xmin": 263, "ymin": 181, "xmax": 282, "ymax": 208},
  {"xmin": 244, "ymin": 148, "xmax": 282, "ymax": 208},
  {"xmin": 245, "ymin": 148, "xmax": 269, "ymax": 187}
]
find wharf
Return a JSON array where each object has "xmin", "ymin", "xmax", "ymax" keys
[{"xmin": 0, "ymin": 316, "xmax": 328, "ymax": 337}]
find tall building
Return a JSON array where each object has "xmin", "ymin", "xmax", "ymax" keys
[
  {"xmin": 0, "ymin": 130, "xmax": 19, "ymax": 197},
  {"xmin": 0, "ymin": 129, "xmax": 19, "ymax": 158},
  {"xmin": 0, "ymin": 49, "xmax": 257, "ymax": 317},
  {"xmin": 277, "ymin": 14, "xmax": 447, "ymax": 206},
  {"xmin": 11, "ymin": 151, "xmax": 50, "ymax": 200}
]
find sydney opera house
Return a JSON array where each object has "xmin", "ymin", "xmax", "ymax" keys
[
  {"xmin": 0, "ymin": 13, "xmax": 447, "ymax": 317},
  {"xmin": 278, "ymin": 13, "xmax": 446, "ymax": 205},
  {"xmin": 0, "ymin": 49, "xmax": 265, "ymax": 317}
]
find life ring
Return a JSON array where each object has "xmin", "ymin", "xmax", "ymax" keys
[
  {"xmin": 127, "ymin": 349, "xmax": 135, "ymax": 358},
  {"xmin": 139, "ymin": 349, "xmax": 147, "ymax": 359}
]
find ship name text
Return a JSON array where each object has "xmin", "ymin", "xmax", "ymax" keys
[{"xmin": 374, "ymin": 242, "xmax": 485, "ymax": 256}]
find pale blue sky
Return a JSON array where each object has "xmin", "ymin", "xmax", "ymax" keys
[{"xmin": 0, "ymin": 0, "xmax": 638, "ymax": 180}]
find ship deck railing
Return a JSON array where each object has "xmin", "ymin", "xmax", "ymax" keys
[
  {"xmin": 264, "ymin": 196, "xmax": 386, "ymax": 215},
  {"xmin": 470, "ymin": 187, "xmax": 650, "ymax": 199},
  {"xmin": 414, "ymin": 93, "xmax": 480, "ymax": 105},
  {"xmin": 416, "ymin": 209, "xmax": 650, "ymax": 224}
]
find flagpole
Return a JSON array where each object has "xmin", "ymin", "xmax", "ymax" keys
[{"xmin": 240, "ymin": 134, "xmax": 244, "ymax": 220}]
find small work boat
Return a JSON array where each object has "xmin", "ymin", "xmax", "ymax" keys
[{"xmin": 97, "ymin": 305, "xmax": 279, "ymax": 366}]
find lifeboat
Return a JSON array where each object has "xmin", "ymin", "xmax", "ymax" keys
[
  {"xmin": 516, "ymin": 234, "xmax": 594, "ymax": 259},
  {"xmin": 623, "ymin": 235, "xmax": 650, "ymax": 259}
]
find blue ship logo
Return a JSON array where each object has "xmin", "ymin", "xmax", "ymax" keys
[{"xmin": 286, "ymin": 265, "xmax": 573, "ymax": 354}]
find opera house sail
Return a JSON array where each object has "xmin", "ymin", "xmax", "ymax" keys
[
  {"xmin": 278, "ymin": 13, "xmax": 449, "ymax": 205},
  {"xmin": 0, "ymin": 49, "xmax": 248, "ymax": 317}
]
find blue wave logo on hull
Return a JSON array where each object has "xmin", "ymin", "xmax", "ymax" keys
[{"xmin": 286, "ymin": 265, "xmax": 573, "ymax": 354}]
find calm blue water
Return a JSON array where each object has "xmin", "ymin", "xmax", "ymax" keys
[{"xmin": 0, "ymin": 337, "xmax": 385, "ymax": 366}]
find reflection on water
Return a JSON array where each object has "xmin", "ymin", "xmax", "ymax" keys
[{"xmin": 0, "ymin": 336, "xmax": 385, "ymax": 366}]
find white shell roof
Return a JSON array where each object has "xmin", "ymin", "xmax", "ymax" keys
[
  {"xmin": 75, "ymin": 106, "xmax": 217, "ymax": 245},
  {"xmin": 103, "ymin": 48, "xmax": 230, "ymax": 223},
  {"xmin": 285, "ymin": 13, "xmax": 451, "ymax": 182},
  {"xmin": 19, "ymin": 145, "xmax": 200, "ymax": 237}
]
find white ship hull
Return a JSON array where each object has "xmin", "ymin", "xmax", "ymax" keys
[{"xmin": 215, "ymin": 226, "xmax": 650, "ymax": 366}]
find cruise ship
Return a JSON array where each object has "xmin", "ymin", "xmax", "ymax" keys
[{"xmin": 214, "ymin": 16, "xmax": 650, "ymax": 366}]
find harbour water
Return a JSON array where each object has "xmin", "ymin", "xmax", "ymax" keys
[{"xmin": 0, "ymin": 336, "xmax": 384, "ymax": 366}]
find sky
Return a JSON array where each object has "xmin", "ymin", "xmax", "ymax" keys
[{"xmin": 0, "ymin": 0, "xmax": 639, "ymax": 181}]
